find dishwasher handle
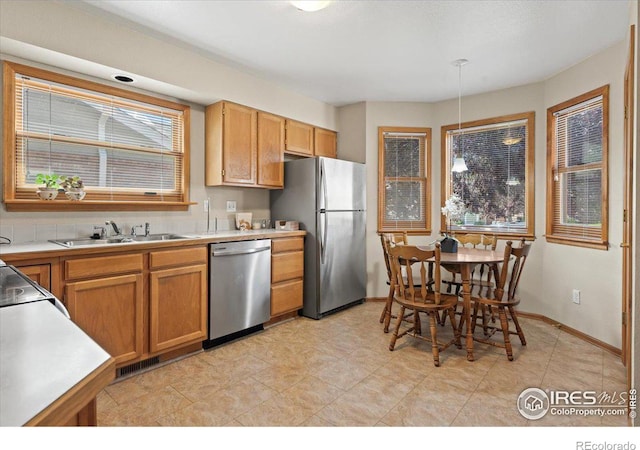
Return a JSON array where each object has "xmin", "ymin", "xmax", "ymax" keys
[{"xmin": 212, "ymin": 246, "xmax": 271, "ymax": 257}]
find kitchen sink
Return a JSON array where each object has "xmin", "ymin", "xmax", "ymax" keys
[
  {"xmin": 132, "ymin": 233, "xmax": 191, "ymax": 242},
  {"xmin": 50, "ymin": 237, "xmax": 133, "ymax": 247},
  {"xmin": 50, "ymin": 234, "xmax": 192, "ymax": 248}
]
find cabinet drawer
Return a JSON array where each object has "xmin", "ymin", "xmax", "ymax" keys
[
  {"xmin": 272, "ymin": 251, "xmax": 303, "ymax": 284},
  {"xmin": 271, "ymin": 279, "xmax": 303, "ymax": 316},
  {"xmin": 65, "ymin": 254, "xmax": 143, "ymax": 281},
  {"xmin": 272, "ymin": 237, "xmax": 304, "ymax": 254},
  {"xmin": 150, "ymin": 247, "xmax": 208, "ymax": 270}
]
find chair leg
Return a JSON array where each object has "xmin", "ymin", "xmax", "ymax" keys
[
  {"xmin": 382, "ymin": 284, "xmax": 394, "ymax": 333},
  {"xmin": 414, "ymin": 310, "xmax": 421, "ymax": 335},
  {"xmin": 389, "ymin": 306, "xmax": 405, "ymax": 351},
  {"xmin": 508, "ymin": 306, "xmax": 527, "ymax": 346},
  {"xmin": 428, "ymin": 312, "xmax": 440, "ymax": 367},
  {"xmin": 497, "ymin": 307, "xmax": 514, "ymax": 361},
  {"xmin": 448, "ymin": 308, "xmax": 462, "ymax": 349}
]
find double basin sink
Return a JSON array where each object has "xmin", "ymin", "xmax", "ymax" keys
[{"xmin": 50, "ymin": 233, "xmax": 192, "ymax": 248}]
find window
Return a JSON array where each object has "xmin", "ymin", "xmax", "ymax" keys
[
  {"xmin": 546, "ymin": 85, "xmax": 609, "ymax": 249},
  {"xmin": 2, "ymin": 61, "xmax": 191, "ymax": 211},
  {"xmin": 441, "ymin": 112, "xmax": 535, "ymax": 238},
  {"xmin": 378, "ymin": 127, "xmax": 431, "ymax": 233}
]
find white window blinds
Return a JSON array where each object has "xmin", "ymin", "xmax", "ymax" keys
[
  {"xmin": 378, "ymin": 128, "xmax": 430, "ymax": 232},
  {"xmin": 10, "ymin": 65, "xmax": 188, "ymax": 204},
  {"xmin": 444, "ymin": 114, "xmax": 532, "ymax": 236},
  {"xmin": 549, "ymin": 91, "xmax": 607, "ymax": 246}
]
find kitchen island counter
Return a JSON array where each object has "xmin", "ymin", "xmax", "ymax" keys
[{"xmin": 0, "ymin": 301, "xmax": 115, "ymax": 426}]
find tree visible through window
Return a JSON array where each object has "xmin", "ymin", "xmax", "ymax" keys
[
  {"xmin": 441, "ymin": 112, "xmax": 535, "ymax": 238},
  {"xmin": 546, "ymin": 85, "xmax": 608, "ymax": 249},
  {"xmin": 378, "ymin": 127, "xmax": 431, "ymax": 233}
]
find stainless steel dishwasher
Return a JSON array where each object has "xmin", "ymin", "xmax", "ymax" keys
[{"xmin": 207, "ymin": 239, "xmax": 271, "ymax": 345}]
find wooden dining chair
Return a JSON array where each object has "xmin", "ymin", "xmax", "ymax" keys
[
  {"xmin": 379, "ymin": 232, "xmax": 412, "ymax": 332},
  {"xmin": 388, "ymin": 243, "xmax": 461, "ymax": 366},
  {"xmin": 470, "ymin": 238, "xmax": 531, "ymax": 361},
  {"xmin": 442, "ymin": 233, "xmax": 498, "ymax": 296}
]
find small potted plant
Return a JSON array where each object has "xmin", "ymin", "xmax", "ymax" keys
[
  {"xmin": 35, "ymin": 173, "xmax": 61, "ymax": 200},
  {"xmin": 440, "ymin": 194, "xmax": 465, "ymax": 252},
  {"xmin": 60, "ymin": 175, "xmax": 85, "ymax": 201}
]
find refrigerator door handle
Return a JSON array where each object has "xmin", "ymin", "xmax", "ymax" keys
[
  {"xmin": 320, "ymin": 211, "xmax": 327, "ymax": 264},
  {"xmin": 320, "ymin": 158, "xmax": 328, "ymax": 211}
]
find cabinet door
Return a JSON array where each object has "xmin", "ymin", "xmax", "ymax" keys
[
  {"xmin": 15, "ymin": 264, "xmax": 51, "ymax": 290},
  {"xmin": 66, "ymin": 274, "xmax": 144, "ymax": 365},
  {"xmin": 285, "ymin": 120, "xmax": 314, "ymax": 156},
  {"xmin": 223, "ymin": 102, "xmax": 257, "ymax": 185},
  {"xmin": 314, "ymin": 128, "xmax": 337, "ymax": 158},
  {"xmin": 257, "ymin": 112, "xmax": 284, "ymax": 188},
  {"xmin": 149, "ymin": 264, "xmax": 207, "ymax": 353}
]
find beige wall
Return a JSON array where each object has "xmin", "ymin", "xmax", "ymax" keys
[
  {"xmin": 342, "ymin": 40, "xmax": 627, "ymax": 348},
  {"xmin": 361, "ymin": 102, "xmax": 434, "ymax": 297}
]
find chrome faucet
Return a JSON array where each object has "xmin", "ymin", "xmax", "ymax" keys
[
  {"xmin": 105, "ymin": 220, "xmax": 122, "ymax": 236},
  {"xmin": 131, "ymin": 224, "xmax": 144, "ymax": 237},
  {"xmin": 93, "ymin": 226, "xmax": 106, "ymax": 239}
]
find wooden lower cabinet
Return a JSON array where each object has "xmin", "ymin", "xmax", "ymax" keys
[
  {"xmin": 66, "ymin": 274, "xmax": 144, "ymax": 365},
  {"xmin": 270, "ymin": 237, "xmax": 304, "ymax": 318},
  {"xmin": 63, "ymin": 245, "xmax": 208, "ymax": 368},
  {"xmin": 14, "ymin": 264, "xmax": 51, "ymax": 291},
  {"xmin": 149, "ymin": 263, "xmax": 207, "ymax": 353}
]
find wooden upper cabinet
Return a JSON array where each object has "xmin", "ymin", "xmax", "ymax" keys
[
  {"xmin": 257, "ymin": 112, "xmax": 285, "ymax": 188},
  {"xmin": 285, "ymin": 120, "xmax": 314, "ymax": 156},
  {"xmin": 205, "ymin": 101, "xmax": 257, "ymax": 187},
  {"xmin": 314, "ymin": 127, "xmax": 337, "ymax": 158}
]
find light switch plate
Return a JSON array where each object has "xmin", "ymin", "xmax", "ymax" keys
[{"xmin": 226, "ymin": 200, "xmax": 237, "ymax": 212}]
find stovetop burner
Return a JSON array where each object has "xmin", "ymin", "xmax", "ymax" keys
[{"xmin": 0, "ymin": 265, "xmax": 52, "ymax": 307}]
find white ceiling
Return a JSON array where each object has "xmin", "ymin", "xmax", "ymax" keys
[{"xmin": 75, "ymin": 0, "xmax": 630, "ymax": 106}]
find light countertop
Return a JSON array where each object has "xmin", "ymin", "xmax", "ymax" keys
[
  {"xmin": 0, "ymin": 229, "xmax": 306, "ymax": 259},
  {"xmin": 0, "ymin": 301, "xmax": 114, "ymax": 426}
]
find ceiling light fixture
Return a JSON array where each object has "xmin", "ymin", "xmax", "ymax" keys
[
  {"xmin": 290, "ymin": 1, "xmax": 331, "ymax": 12},
  {"xmin": 451, "ymin": 59, "xmax": 469, "ymax": 173}
]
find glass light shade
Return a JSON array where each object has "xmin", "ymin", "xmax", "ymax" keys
[
  {"xmin": 506, "ymin": 177, "xmax": 521, "ymax": 186},
  {"xmin": 502, "ymin": 136, "xmax": 522, "ymax": 145},
  {"xmin": 290, "ymin": 1, "xmax": 331, "ymax": 12},
  {"xmin": 451, "ymin": 157, "xmax": 468, "ymax": 173}
]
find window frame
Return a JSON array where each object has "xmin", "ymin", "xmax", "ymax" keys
[
  {"xmin": 2, "ymin": 61, "xmax": 192, "ymax": 212},
  {"xmin": 377, "ymin": 126, "xmax": 432, "ymax": 234},
  {"xmin": 440, "ymin": 111, "xmax": 536, "ymax": 240},
  {"xmin": 545, "ymin": 85, "xmax": 609, "ymax": 250}
]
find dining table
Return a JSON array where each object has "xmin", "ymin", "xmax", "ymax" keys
[{"xmin": 419, "ymin": 246, "xmax": 505, "ymax": 361}]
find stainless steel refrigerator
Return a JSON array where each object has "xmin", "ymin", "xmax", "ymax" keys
[{"xmin": 270, "ymin": 157, "xmax": 366, "ymax": 319}]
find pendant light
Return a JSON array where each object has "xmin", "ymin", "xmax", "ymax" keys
[{"xmin": 451, "ymin": 59, "xmax": 468, "ymax": 173}]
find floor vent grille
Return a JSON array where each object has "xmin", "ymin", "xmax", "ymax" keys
[{"xmin": 116, "ymin": 356, "xmax": 160, "ymax": 378}]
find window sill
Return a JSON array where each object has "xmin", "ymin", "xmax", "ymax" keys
[
  {"xmin": 3, "ymin": 200, "xmax": 196, "ymax": 212},
  {"xmin": 441, "ymin": 229, "xmax": 536, "ymax": 241},
  {"xmin": 545, "ymin": 235, "xmax": 608, "ymax": 250}
]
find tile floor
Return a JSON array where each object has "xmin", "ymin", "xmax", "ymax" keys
[{"xmin": 97, "ymin": 301, "xmax": 629, "ymax": 427}]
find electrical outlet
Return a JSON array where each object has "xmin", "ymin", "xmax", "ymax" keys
[
  {"xmin": 572, "ymin": 289, "xmax": 580, "ymax": 304},
  {"xmin": 203, "ymin": 199, "xmax": 209, "ymax": 212},
  {"xmin": 226, "ymin": 200, "xmax": 236, "ymax": 212}
]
